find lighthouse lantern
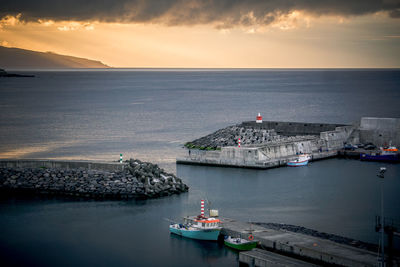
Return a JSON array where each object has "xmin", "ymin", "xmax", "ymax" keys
[{"xmin": 256, "ymin": 113, "xmax": 263, "ymax": 123}]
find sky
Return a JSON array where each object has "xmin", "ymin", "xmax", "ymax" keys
[{"xmin": 0, "ymin": 0, "xmax": 399, "ymax": 68}]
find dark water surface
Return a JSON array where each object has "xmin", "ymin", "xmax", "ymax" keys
[{"xmin": 0, "ymin": 69, "xmax": 399, "ymax": 266}]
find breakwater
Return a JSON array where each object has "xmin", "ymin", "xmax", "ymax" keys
[
  {"xmin": 179, "ymin": 120, "xmax": 351, "ymax": 169},
  {"xmin": 0, "ymin": 159, "xmax": 188, "ymax": 199},
  {"xmin": 178, "ymin": 117, "xmax": 400, "ymax": 169}
]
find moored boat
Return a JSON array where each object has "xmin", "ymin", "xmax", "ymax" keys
[
  {"xmin": 224, "ymin": 235, "xmax": 258, "ymax": 251},
  {"xmin": 169, "ymin": 200, "xmax": 221, "ymax": 241},
  {"xmin": 360, "ymin": 146, "xmax": 399, "ymax": 162},
  {"xmin": 287, "ymin": 154, "xmax": 311, "ymax": 167}
]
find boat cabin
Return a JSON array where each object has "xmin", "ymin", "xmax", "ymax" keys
[{"xmin": 184, "ymin": 216, "xmax": 221, "ymax": 229}]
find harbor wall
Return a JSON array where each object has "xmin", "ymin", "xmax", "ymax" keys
[
  {"xmin": 178, "ymin": 117, "xmax": 399, "ymax": 169},
  {"xmin": 359, "ymin": 117, "xmax": 400, "ymax": 147},
  {"xmin": 320, "ymin": 125, "xmax": 355, "ymax": 150},
  {"xmin": 179, "ymin": 147, "xmax": 337, "ymax": 169},
  {"xmin": 181, "ymin": 125, "xmax": 350, "ymax": 169},
  {"xmin": 240, "ymin": 121, "xmax": 345, "ymax": 136},
  {"xmin": 0, "ymin": 159, "xmax": 126, "ymax": 172}
]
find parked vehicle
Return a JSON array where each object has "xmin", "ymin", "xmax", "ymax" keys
[
  {"xmin": 364, "ymin": 144, "xmax": 376, "ymax": 150},
  {"xmin": 344, "ymin": 144, "xmax": 356, "ymax": 150}
]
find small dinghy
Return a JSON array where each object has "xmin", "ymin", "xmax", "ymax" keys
[{"xmin": 224, "ymin": 235, "xmax": 258, "ymax": 251}]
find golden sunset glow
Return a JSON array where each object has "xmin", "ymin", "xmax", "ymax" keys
[{"xmin": 1, "ymin": 2, "xmax": 400, "ymax": 68}]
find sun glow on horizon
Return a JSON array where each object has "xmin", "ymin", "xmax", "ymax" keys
[{"xmin": 1, "ymin": 10, "xmax": 399, "ymax": 68}]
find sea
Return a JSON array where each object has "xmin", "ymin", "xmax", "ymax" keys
[{"xmin": 0, "ymin": 69, "xmax": 399, "ymax": 266}]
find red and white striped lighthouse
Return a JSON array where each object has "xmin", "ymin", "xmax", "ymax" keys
[
  {"xmin": 256, "ymin": 113, "xmax": 263, "ymax": 123},
  {"xmin": 201, "ymin": 199, "xmax": 205, "ymax": 217},
  {"xmin": 238, "ymin": 138, "xmax": 241, "ymax": 148}
]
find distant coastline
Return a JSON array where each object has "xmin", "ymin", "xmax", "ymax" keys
[
  {"xmin": 0, "ymin": 68, "xmax": 34, "ymax": 77},
  {"xmin": 0, "ymin": 46, "xmax": 110, "ymax": 69}
]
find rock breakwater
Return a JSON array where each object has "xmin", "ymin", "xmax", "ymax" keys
[
  {"xmin": 185, "ymin": 125, "xmax": 279, "ymax": 150},
  {"xmin": 0, "ymin": 158, "xmax": 188, "ymax": 199},
  {"xmin": 185, "ymin": 124, "xmax": 316, "ymax": 150}
]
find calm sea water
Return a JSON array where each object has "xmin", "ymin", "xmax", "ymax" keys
[{"xmin": 0, "ymin": 69, "xmax": 399, "ymax": 266}]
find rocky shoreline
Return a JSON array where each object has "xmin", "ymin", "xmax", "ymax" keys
[{"xmin": 0, "ymin": 158, "xmax": 188, "ymax": 199}]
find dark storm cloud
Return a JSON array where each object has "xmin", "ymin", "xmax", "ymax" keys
[{"xmin": 1, "ymin": 0, "xmax": 399, "ymax": 26}]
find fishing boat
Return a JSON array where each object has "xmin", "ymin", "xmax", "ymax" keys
[
  {"xmin": 360, "ymin": 146, "xmax": 399, "ymax": 162},
  {"xmin": 169, "ymin": 200, "xmax": 221, "ymax": 241},
  {"xmin": 224, "ymin": 236, "xmax": 257, "ymax": 251},
  {"xmin": 287, "ymin": 154, "xmax": 311, "ymax": 167}
]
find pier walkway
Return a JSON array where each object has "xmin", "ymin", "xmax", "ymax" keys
[
  {"xmin": 221, "ymin": 218, "xmax": 378, "ymax": 266},
  {"xmin": 239, "ymin": 248, "xmax": 319, "ymax": 267}
]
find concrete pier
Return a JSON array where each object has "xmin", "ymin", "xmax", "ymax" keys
[
  {"xmin": 239, "ymin": 248, "xmax": 318, "ymax": 267},
  {"xmin": 177, "ymin": 150, "xmax": 338, "ymax": 169},
  {"xmin": 221, "ymin": 218, "xmax": 380, "ymax": 267}
]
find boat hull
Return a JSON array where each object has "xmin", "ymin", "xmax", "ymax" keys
[
  {"xmin": 224, "ymin": 240, "xmax": 257, "ymax": 251},
  {"xmin": 360, "ymin": 153, "xmax": 399, "ymax": 162},
  {"xmin": 169, "ymin": 225, "xmax": 221, "ymax": 241},
  {"xmin": 287, "ymin": 160, "xmax": 309, "ymax": 167}
]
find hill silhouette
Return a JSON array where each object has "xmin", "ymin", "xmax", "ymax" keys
[{"xmin": 0, "ymin": 46, "xmax": 110, "ymax": 69}]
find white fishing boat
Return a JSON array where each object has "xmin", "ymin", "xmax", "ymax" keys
[{"xmin": 169, "ymin": 200, "xmax": 221, "ymax": 241}]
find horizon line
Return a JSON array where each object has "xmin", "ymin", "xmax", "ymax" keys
[{"xmin": 6, "ymin": 67, "xmax": 400, "ymax": 71}]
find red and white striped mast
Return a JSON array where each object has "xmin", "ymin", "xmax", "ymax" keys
[
  {"xmin": 256, "ymin": 113, "xmax": 263, "ymax": 123},
  {"xmin": 238, "ymin": 138, "xmax": 241, "ymax": 148},
  {"xmin": 200, "ymin": 199, "xmax": 205, "ymax": 217}
]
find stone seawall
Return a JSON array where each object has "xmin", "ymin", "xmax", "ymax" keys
[
  {"xmin": 0, "ymin": 159, "xmax": 188, "ymax": 199},
  {"xmin": 240, "ymin": 121, "xmax": 345, "ymax": 136},
  {"xmin": 359, "ymin": 117, "xmax": 400, "ymax": 147},
  {"xmin": 177, "ymin": 149, "xmax": 337, "ymax": 169}
]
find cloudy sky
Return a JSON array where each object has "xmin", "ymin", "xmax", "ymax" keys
[{"xmin": 1, "ymin": 0, "xmax": 399, "ymax": 67}]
